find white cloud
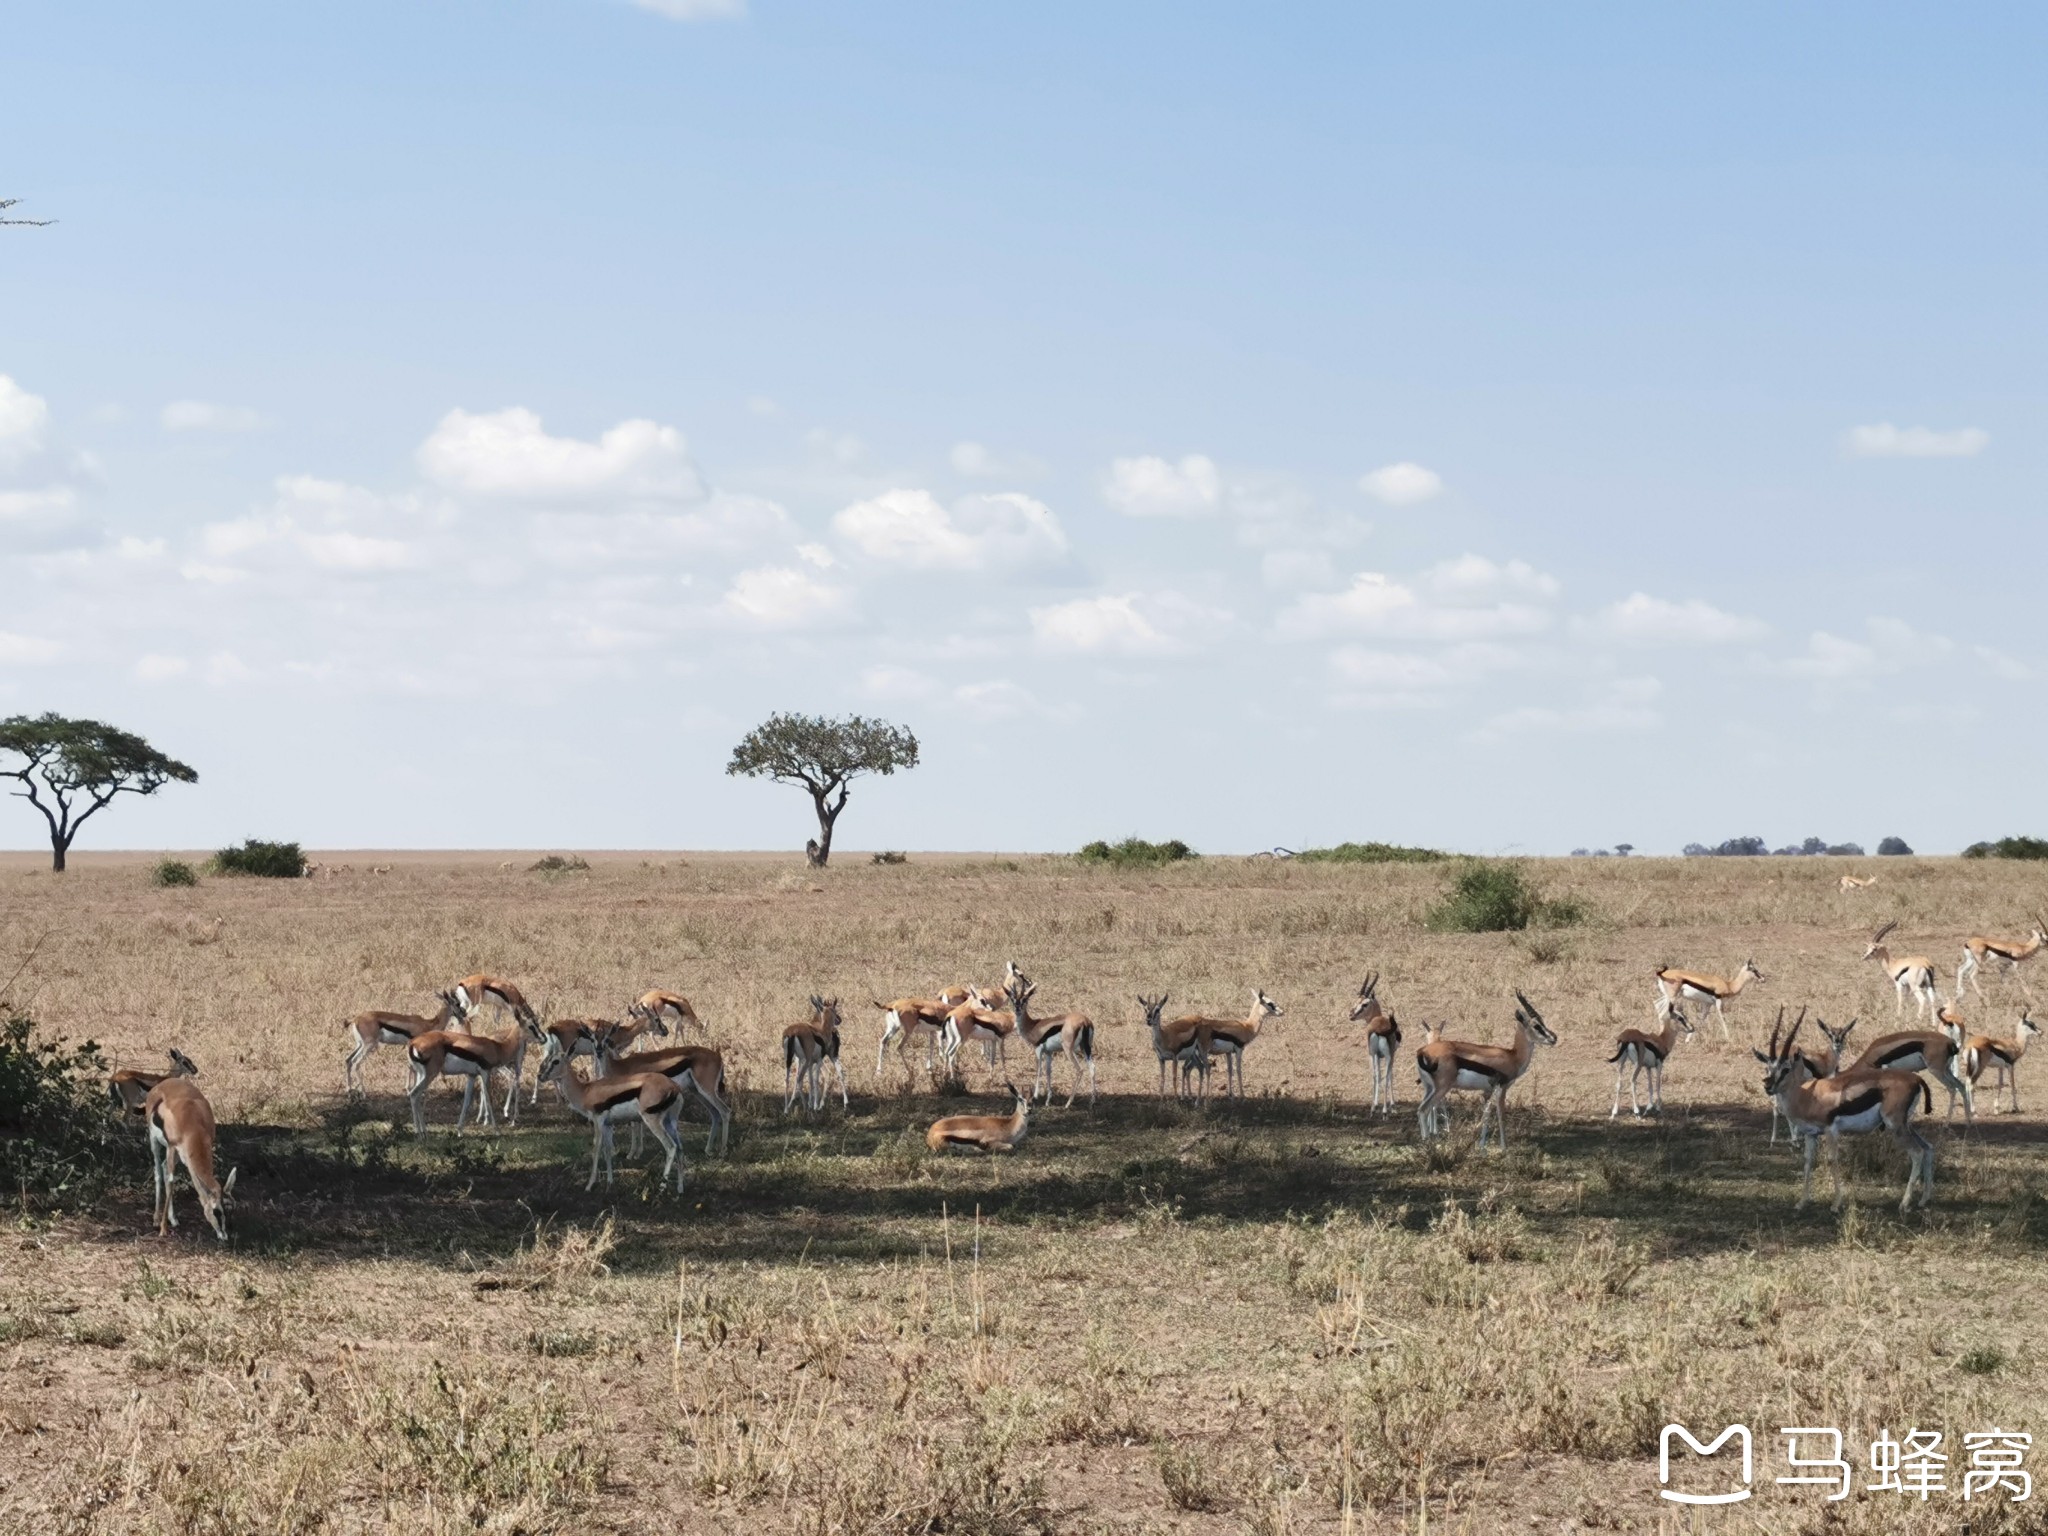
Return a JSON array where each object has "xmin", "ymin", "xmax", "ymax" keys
[
  {"xmin": 419, "ymin": 407, "xmax": 704, "ymax": 501},
  {"xmin": 806, "ymin": 429, "xmax": 867, "ymax": 468},
  {"xmin": 1326, "ymin": 640, "xmax": 1528, "ymax": 709},
  {"xmin": 1276, "ymin": 557, "xmax": 1557, "ymax": 642},
  {"xmin": 1358, "ymin": 461, "xmax": 1443, "ymax": 505},
  {"xmin": 1974, "ymin": 645, "xmax": 2032, "ymax": 682},
  {"xmin": 745, "ymin": 395, "xmax": 780, "ymax": 417},
  {"xmin": 833, "ymin": 488, "xmax": 1068, "ymax": 571},
  {"xmin": 0, "ymin": 631, "xmax": 60, "ymax": 665},
  {"xmin": 1781, "ymin": 618, "xmax": 1954, "ymax": 683},
  {"xmin": 300, "ymin": 530, "xmax": 414, "ymax": 572},
  {"xmin": 1843, "ymin": 423, "xmax": 1989, "ymax": 459},
  {"xmin": 796, "ymin": 542, "xmax": 836, "ymax": 569},
  {"xmin": 1102, "ymin": 454, "xmax": 1221, "ymax": 517},
  {"xmin": 0, "ymin": 376, "xmax": 51, "ymax": 463},
  {"xmin": 1578, "ymin": 593, "xmax": 1768, "ymax": 646},
  {"xmin": 135, "ymin": 654, "xmax": 190, "ymax": 682},
  {"xmin": 861, "ymin": 664, "xmax": 939, "ymax": 701},
  {"xmin": 631, "ymin": 0, "xmax": 746, "ymax": 19},
  {"xmin": 1029, "ymin": 591, "xmax": 1222, "ymax": 656},
  {"xmin": 949, "ymin": 441, "xmax": 1043, "ymax": 480},
  {"xmin": 1476, "ymin": 678, "xmax": 1662, "ymax": 740},
  {"xmin": 529, "ymin": 492, "xmax": 792, "ymax": 567},
  {"xmin": 162, "ymin": 400, "xmax": 263, "ymax": 433},
  {"xmin": 951, "ymin": 680, "xmax": 1049, "ymax": 720},
  {"xmin": 205, "ymin": 651, "xmax": 253, "ymax": 686},
  {"xmin": 0, "ymin": 486, "xmax": 76, "ymax": 521},
  {"xmin": 1418, "ymin": 554, "xmax": 1558, "ymax": 604},
  {"xmin": 719, "ymin": 565, "xmax": 853, "ymax": 629}
]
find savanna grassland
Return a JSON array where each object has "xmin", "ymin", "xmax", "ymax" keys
[{"xmin": 2, "ymin": 851, "xmax": 2046, "ymax": 1535}]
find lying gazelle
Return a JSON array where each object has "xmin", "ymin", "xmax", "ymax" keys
[
  {"xmin": 530, "ymin": 1009, "xmax": 668, "ymax": 1104},
  {"xmin": 925, "ymin": 1084, "xmax": 1031, "ymax": 1154},
  {"xmin": 783, "ymin": 995, "xmax": 849, "ymax": 1114},
  {"xmin": 1608, "ymin": 1003, "xmax": 1693, "ymax": 1118},
  {"xmin": 406, "ymin": 1021, "xmax": 527, "ymax": 1134},
  {"xmin": 635, "ymin": 989, "xmax": 706, "ymax": 1036},
  {"xmin": 940, "ymin": 990, "xmax": 1015, "ymax": 1074},
  {"xmin": 1137, "ymin": 994, "xmax": 1208, "ymax": 1100},
  {"xmin": 342, "ymin": 989, "xmax": 468, "ymax": 1095},
  {"xmin": 1957, "ymin": 916, "xmax": 2047, "ymax": 1000},
  {"xmin": 1838, "ymin": 874, "xmax": 1878, "ymax": 893},
  {"xmin": 109, "ymin": 1048, "xmax": 199, "ymax": 1118},
  {"xmin": 1004, "ymin": 977, "xmax": 1097, "ymax": 1107},
  {"xmin": 1864, "ymin": 922, "xmax": 1940, "ymax": 1018},
  {"xmin": 1759, "ymin": 1011, "xmax": 1934, "ymax": 1213},
  {"xmin": 1350, "ymin": 973, "xmax": 1404, "ymax": 1113},
  {"xmin": 593, "ymin": 1022, "xmax": 731, "ymax": 1155},
  {"xmin": 1416, "ymin": 992, "xmax": 1556, "ymax": 1151},
  {"xmin": 1846, "ymin": 1017, "xmax": 1973, "ymax": 1124},
  {"xmin": 453, "ymin": 974, "xmax": 541, "ymax": 1034},
  {"xmin": 144, "ymin": 1076, "xmax": 236, "ymax": 1241},
  {"xmin": 1959, "ymin": 1009, "xmax": 2040, "ymax": 1115},
  {"xmin": 541, "ymin": 1054, "xmax": 687, "ymax": 1193},
  {"xmin": 1177, "ymin": 991, "xmax": 1282, "ymax": 1102},
  {"xmin": 1749, "ymin": 1008, "xmax": 1856, "ymax": 1143},
  {"xmin": 1653, "ymin": 958, "xmax": 1764, "ymax": 1040}
]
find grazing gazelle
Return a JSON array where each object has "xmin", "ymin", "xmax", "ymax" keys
[
  {"xmin": 143, "ymin": 1077, "xmax": 236, "ymax": 1240},
  {"xmin": 1959, "ymin": 1010, "xmax": 2041, "ymax": 1115},
  {"xmin": 1003, "ymin": 977, "xmax": 1097, "ymax": 1107},
  {"xmin": 783, "ymin": 996, "xmax": 849, "ymax": 1114},
  {"xmin": 531, "ymin": 1010, "xmax": 667, "ymax": 1104},
  {"xmin": 1847, "ymin": 1020, "xmax": 1973, "ymax": 1124},
  {"xmin": 1349, "ymin": 973, "xmax": 1404, "ymax": 1113},
  {"xmin": 541, "ymin": 1055, "xmax": 687, "ymax": 1193},
  {"xmin": 405, "ymin": 1023, "xmax": 527, "ymax": 1134},
  {"xmin": 109, "ymin": 1048, "xmax": 199, "ymax": 1118},
  {"xmin": 342, "ymin": 990, "xmax": 468, "ymax": 1095},
  {"xmin": 925, "ymin": 1084, "xmax": 1031, "ymax": 1153},
  {"xmin": 1759, "ymin": 1012, "xmax": 1934, "ymax": 1213},
  {"xmin": 1957, "ymin": 917, "xmax": 2048, "ymax": 1000},
  {"xmin": 1864, "ymin": 922, "xmax": 1940, "ymax": 1018},
  {"xmin": 1749, "ymin": 1008, "xmax": 1857, "ymax": 1143},
  {"xmin": 1654, "ymin": 958, "xmax": 1765, "ymax": 1040},
  {"xmin": 1838, "ymin": 874, "xmax": 1878, "ymax": 893},
  {"xmin": 1608, "ymin": 1004, "xmax": 1694, "ymax": 1118},
  {"xmin": 1416, "ymin": 992, "xmax": 1557, "ymax": 1151},
  {"xmin": 1175, "ymin": 991, "xmax": 1282, "ymax": 1102},
  {"xmin": 635, "ymin": 989, "xmax": 706, "ymax": 1035},
  {"xmin": 592, "ymin": 1024, "xmax": 731, "ymax": 1156},
  {"xmin": 452, "ymin": 974, "xmax": 540, "ymax": 1033}
]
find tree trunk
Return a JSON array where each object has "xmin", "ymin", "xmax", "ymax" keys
[
  {"xmin": 808, "ymin": 784, "xmax": 847, "ymax": 867},
  {"xmin": 50, "ymin": 832, "xmax": 68, "ymax": 873}
]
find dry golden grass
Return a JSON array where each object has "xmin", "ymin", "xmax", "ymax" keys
[{"xmin": 1, "ymin": 851, "xmax": 2045, "ymax": 1532}]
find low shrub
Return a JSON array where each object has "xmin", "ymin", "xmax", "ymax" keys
[
  {"xmin": 212, "ymin": 839, "xmax": 306, "ymax": 878},
  {"xmin": 530, "ymin": 854, "xmax": 591, "ymax": 875},
  {"xmin": 1077, "ymin": 837, "xmax": 1196, "ymax": 867},
  {"xmin": 1771, "ymin": 837, "xmax": 1865, "ymax": 856},
  {"xmin": 1878, "ymin": 836, "xmax": 1915, "ymax": 856},
  {"xmin": 1292, "ymin": 841, "xmax": 1445, "ymax": 864},
  {"xmin": 0, "ymin": 1014, "xmax": 122, "ymax": 1206},
  {"xmin": 871, "ymin": 850, "xmax": 909, "ymax": 865},
  {"xmin": 1962, "ymin": 836, "xmax": 2048, "ymax": 861},
  {"xmin": 150, "ymin": 857, "xmax": 199, "ymax": 887},
  {"xmin": 1427, "ymin": 861, "xmax": 1585, "ymax": 933}
]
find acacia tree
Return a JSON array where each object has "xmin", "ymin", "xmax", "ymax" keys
[
  {"xmin": 0, "ymin": 714, "xmax": 197, "ymax": 872},
  {"xmin": 727, "ymin": 713, "xmax": 919, "ymax": 867}
]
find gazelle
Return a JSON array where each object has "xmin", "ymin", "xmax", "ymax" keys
[
  {"xmin": 1003, "ymin": 977, "xmax": 1097, "ymax": 1107},
  {"xmin": 540, "ymin": 1055, "xmax": 687, "ymax": 1193},
  {"xmin": 342, "ymin": 990, "xmax": 468, "ymax": 1095},
  {"xmin": 1959, "ymin": 1010, "xmax": 2040, "ymax": 1114},
  {"xmin": 1137, "ymin": 994, "xmax": 1208, "ymax": 1100},
  {"xmin": 143, "ymin": 1077, "xmax": 236, "ymax": 1240},
  {"xmin": 1749, "ymin": 1008, "xmax": 1857, "ymax": 1143},
  {"xmin": 925, "ymin": 1084, "xmax": 1031, "ymax": 1153},
  {"xmin": 1847, "ymin": 1020, "xmax": 1973, "ymax": 1124},
  {"xmin": 1957, "ymin": 917, "xmax": 2048, "ymax": 1000},
  {"xmin": 940, "ymin": 991, "xmax": 1015, "ymax": 1074},
  {"xmin": 783, "ymin": 995, "xmax": 849, "ymax": 1114},
  {"xmin": 406, "ymin": 1023, "xmax": 527, "ymax": 1134},
  {"xmin": 1758, "ymin": 1012, "xmax": 1934, "ymax": 1213},
  {"xmin": 1415, "ymin": 992, "xmax": 1556, "ymax": 1151},
  {"xmin": 1350, "ymin": 973, "xmax": 1404, "ymax": 1113},
  {"xmin": 593, "ymin": 1025, "xmax": 731, "ymax": 1155},
  {"xmin": 872, "ymin": 994, "xmax": 952, "ymax": 1081},
  {"xmin": 1608, "ymin": 1004, "xmax": 1694, "ymax": 1118},
  {"xmin": 1864, "ymin": 922, "xmax": 1940, "ymax": 1018},
  {"xmin": 1174, "ymin": 991, "xmax": 1282, "ymax": 1102},
  {"xmin": 1653, "ymin": 958, "xmax": 1764, "ymax": 1040},
  {"xmin": 452, "ymin": 974, "xmax": 540, "ymax": 1033},
  {"xmin": 635, "ymin": 989, "xmax": 706, "ymax": 1035},
  {"xmin": 531, "ymin": 1010, "xmax": 668, "ymax": 1104},
  {"xmin": 1838, "ymin": 874, "xmax": 1878, "ymax": 893},
  {"xmin": 109, "ymin": 1048, "xmax": 199, "ymax": 1117}
]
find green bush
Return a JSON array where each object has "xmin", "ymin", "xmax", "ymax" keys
[
  {"xmin": 150, "ymin": 857, "xmax": 199, "ymax": 888},
  {"xmin": 1962, "ymin": 836, "xmax": 2048, "ymax": 861},
  {"xmin": 1076, "ymin": 837, "xmax": 1197, "ymax": 867},
  {"xmin": 0, "ymin": 1015, "xmax": 121, "ymax": 1206},
  {"xmin": 212, "ymin": 838, "xmax": 306, "ymax": 878},
  {"xmin": 1293, "ymin": 841, "xmax": 1446, "ymax": 865},
  {"xmin": 530, "ymin": 854, "xmax": 591, "ymax": 874},
  {"xmin": 1427, "ymin": 860, "xmax": 1586, "ymax": 933}
]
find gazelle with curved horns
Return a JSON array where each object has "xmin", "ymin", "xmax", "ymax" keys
[
  {"xmin": 925, "ymin": 1084, "xmax": 1031, "ymax": 1153},
  {"xmin": 405, "ymin": 1021, "xmax": 527, "ymax": 1134},
  {"xmin": 783, "ymin": 995, "xmax": 850, "ymax": 1114},
  {"xmin": 635, "ymin": 989, "xmax": 707, "ymax": 1036},
  {"xmin": 110, "ymin": 1048, "xmax": 199, "ymax": 1118},
  {"xmin": 1957, "ymin": 917, "xmax": 2048, "ymax": 1000},
  {"xmin": 143, "ymin": 1077, "xmax": 237, "ymax": 1240},
  {"xmin": 1846, "ymin": 1016, "xmax": 1973, "ymax": 1124},
  {"xmin": 1758, "ymin": 1010, "xmax": 1934, "ymax": 1213},
  {"xmin": 1608, "ymin": 1003, "xmax": 1693, "ymax": 1118},
  {"xmin": 531, "ymin": 1008, "xmax": 668, "ymax": 1104},
  {"xmin": 1415, "ymin": 992, "xmax": 1557, "ymax": 1152},
  {"xmin": 1178, "ymin": 991, "xmax": 1283, "ymax": 1102},
  {"xmin": 1350, "ymin": 973, "xmax": 1404, "ymax": 1113},
  {"xmin": 540, "ymin": 1054, "xmax": 688, "ymax": 1193},
  {"xmin": 592, "ymin": 1021, "xmax": 731, "ymax": 1156},
  {"xmin": 1653, "ymin": 958, "xmax": 1764, "ymax": 1040},
  {"xmin": 1864, "ymin": 922, "xmax": 1940, "ymax": 1018},
  {"xmin": 1960, "ymin": 1009, "xmax": 2041, "ymax": 1114},
  {"xmin": 1137, "ymin": 994, "xmax": 1208, "ymax": 1100},
  {"xmin": 1003, "ymin": 976, "xmax": 1097, "ymax": 1107},
  {"xmin": 1749, "ymin": 1008, "xmax": 1856, "ymax": 1143},
  {"xmin": 343, "ymin": 990, "xmax": 469, "ymax": 1095}
]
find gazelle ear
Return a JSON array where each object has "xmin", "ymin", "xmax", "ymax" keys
[
  {"xmin": 222, "ymin": 1167, "xmax": 238, "ymax": 1196},
  {"xmin": 1751, "ymin": 1048, "xmax": 1770, "ymax": 1063}
]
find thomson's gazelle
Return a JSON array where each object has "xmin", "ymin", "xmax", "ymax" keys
[
  {"xmin": 1848, "ymin": 1019, "xmax": 1973, "ymax": 1124},
  {"xmin": 1748, "ymin": 1008, "xmax": 1856, "ymax": 1143},
  {"xmin": 110, "ymin": 1048, "xmax": 199, "ymax": 1118},
  {"xmin": 1960, "ymin": 1010, "xmax": 2040, "ymax": 1114},
  {"xmin": 541, "ymin": 1056, "xmax": 687, "ymax": 1192},
  {"xmin": 1759, "ymin": 1012, "xmax": 1934, "ymax": 1213},
  {"xmin": 1608, "ymin": 1004, "xmax": 1693, "ymax": 1118},
  {"xmin": 1415, "ymin": 992, "xmax": 1556, "ymax": 1152},
  {"xmin": 925, "ymin": 1084, "xmax": 1030, "ymax": 1153},
  {"xmin": 1957, "ymin": 917, "xmax": 2047, "ymax": 1000},
  {"xmin": 1349, "ymin": 973, "xmax": 1403, "ymax": 1113},
  {"xmin": 1864, "ymin": 922, "xmax": 1940, "ymax": 1018},
  {"xmin": 406, "ymin": 1024, "xmax": 527, "ymax": 1134},
  {"xmin": 1654, "ymin": 958, "xmax": 1764, "ymax": 1040},
  {"xmin": 143, "ymin": 1077, "xmax": 236, "ymax": 1240},
  {"xmin": 343, "ymin": 990, "xmax": 467, "ymax": 1095},
  {"xmin": 783, "ymin": 996, "xmax": 849, "ymax": 1114},
  {"xmin": 1003, "ymin": 977, "xmax": 1097, "ymax": 1107}
]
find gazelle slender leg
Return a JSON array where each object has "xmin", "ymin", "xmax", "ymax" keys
[
  {"xmin": 1797, "ymin": 1134, "xmax": 1818, "ymax": 1208},
  {"xmin": 1611, "ymin": 1055, "xmax": 1626, "ymax": 1119},
  {"xmin": 1827, "ymin": 1130, "xmax": 1847, "ymax": 1211}
]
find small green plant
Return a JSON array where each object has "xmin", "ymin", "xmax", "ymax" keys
[
  {"xmin": 0, "ymin": 1014, "xmax": 121, "ymax": 1206},
  {"xmin": 1427, "ymin": 860, "xmax": 1585, "ymax": 933},
  {"xmin": 1958, "ymin": 1344, "xmax": 2006, "ymax": 1376},
  {"xmin": 1077, "ymin": 837, "xmax": 1196, "ymax": 867},
  {"xmin": 529, "ymin": 854, "xmax": 591, "ymax": 875},
  {"xmin": 1155, "ymin": 1440, "xmax": 1227, "ymax": 1512},
  {"xmin": 150, "ymin": 857, "xmax": 199, "ymax": 887},
  {"xmin": 211, "ymin": 838, "xmax": 306, "ymax": 878},
  {"xmin": 1962, "ymin": 836, "xmax": 2048, "ymax": 861},
  {"xmin": 1293, "ymin": 841, "xmax": 1445, "ymax": 864}
]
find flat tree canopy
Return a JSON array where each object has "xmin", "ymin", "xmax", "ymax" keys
[
  {"xmin": 727, "ymin": 713, "xmax": 918, "ymax": 867},
  {"xmin": 0, "ymin": 713, "xmax": 197, "ymax": 871}
]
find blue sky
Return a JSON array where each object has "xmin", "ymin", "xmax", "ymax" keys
[{"xmin": 3, "ymin": 2, "xmax": 2041, "ymax": 854}]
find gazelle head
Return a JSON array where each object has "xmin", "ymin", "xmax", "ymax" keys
[
  {"xmin": 1819, "ymin": 1015, "xmax": 1857, "ymax": 1060},
  {"xmin": 439, "ymin": 988, "xmax": 468, "ymax": 1025},
  {"xmin": 1004, "ymin": 959, "xmax": 1030, "ymax": 991},
  {"xmin": 1667, "ymin": 1003, "xmax": 1696, "ymax": 1038},
  {"xmin": 198, "ymin": 1166, "xmax": 238, "ymax": 1242},
  {"xmin": 1865, "ymin": 920, "xmax": 1900, "ymax": 960},
  {"xmin": 1760, "ymin": 1007, "xmax": 1817, "ymax": 1097},
  {"xmin": 1739, "ymin": 958, "xmax": 1765, "ymax": 984},
  {"xmin": 167, "ymin": 1048, "xmax": 199, "ymax": 1078},
  {"xmin": 2032, "ymin": 915, "xmax": 2048, "ymax": 945},
  {"xmin": 626, "ymin": 1001, "xmax": 671, "ymax": 1038},
  {"xmin": 2020, "ymin": 1010, "xmax": 2041, "ymax": 1045},
  {"xmin": 1136, "ymin": 994, "xmax": 1169, "ymax": 1032},
  {"xmin": 1348, "ymin": 973, "xmax": 1382, "ymax": 1022},
  {"xmin": 1253, "ymin": 990, "xmax": 1284, "ymax": 1023},
  {"xmin": 1003, "ymin": 1080, "xmax": 1030, "ymax": 1114},
  {"xmin": 1513, "ymin": 991, "xmax": 1556, "ymax": 1047},
  {"xmin": 811, "ymin": 995, "xmax": 843, "ymax": 1033}
]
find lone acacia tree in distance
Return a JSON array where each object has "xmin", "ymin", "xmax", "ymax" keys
[
  {"xmin": 726, "ymin": 713, "xmax": 919, "ymax": 868},
  {"xmin": 0, "ymin": 713, "xmax": 197, "ymax": 871}
]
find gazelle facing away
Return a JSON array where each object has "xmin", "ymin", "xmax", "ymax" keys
[
  {"xmin": 143, "ymin": 1077, "xmax": 236, "ymax": 1240},
  {"xmin": 1608, "ymin": 1004, "xmax": 1693, "ymax": 1118},
  {"xmin": 1847, "ymin": 1019, "xmax": 1973, "ymax": 1124},
  {"xmin": 1004, "ymin": 977, "xmax": 1098, "ymax": 1107},
  {"xmin": 406, "ymin": 1023, "xmax": 527, "ymax": 1134},
  {"xmin": 1759, "ymin": 1012, "xmax": 1934, "ymax": 1213},
  {"xmin": 110, "ymin": 1048, "xmax": 199, "ymax": 1118},
  {"xmin": 1416, "ymin": 992, "xmax": 1556, "ymax": 1152},
  {"xmin": 1749, "ymin": 1008, "xmax": 1857, "ymax": 1143},
  {"xmin": 1960, "ymin": 1010, "xmax": 2041, "ymax": 1114},
  {"xmin": 541, "ymin": 1055, "xmax": 687, "ymax": 1193},
  {"xmin": 1864, "ymin": 922, "xmax": 1940, "ymax": 1018},
  {"xmin": 1957, "ymin": 917, "xmax": 2047, "ymax": 1000},
  {"xmin": 1654, "ymin": 958, "xmax": 1764, "ymax": 1040},
  {"xmin": 783, "ymin": 996, "xmax": 849, "ymax": 1114},
  {"xmin": 1350, "ymin": 973, "xmax": 1404, "ymax": 1113},
  {"xmin": 343, "ymin": 990, "xmax": 468, "ymax": 1095},
  {"xmin": 925, "ymin": 1084, "xmax": 1030, "ymax": 1153}
]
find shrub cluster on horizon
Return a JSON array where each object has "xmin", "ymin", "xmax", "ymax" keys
[
  {"xmin": 1292, "ymin": 841, "xmax": 1446, "ymax": 865},
  {"xmin": 211, "ymin": 838, "xmax": 306, "ymax": 879},
  {"xmin": 530, "ymin": 854, "xmax": 592, "ymax": 875},
  {"xmin": 1427, "ymin": 860, "xmax": 1587, "ymax": 933},
  {"xmin": 1076, "ymin": 837, "xmax": 1196, "ymax": 868},
  {"xmin": 1681, "ymin": 835, "xmax": 1901, "ymax": 857},
  {"xmin": 150, "ymin": 857, "xmax": 199, "ymax": 888},
  {"xmin": 1962, "ymin": 835, "xmax": 2048, "ymax": 861}
]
